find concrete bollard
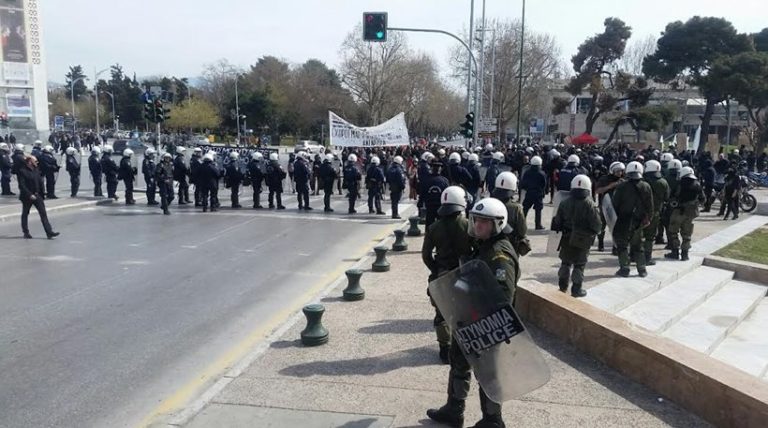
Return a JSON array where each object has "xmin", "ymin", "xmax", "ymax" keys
[
  {"xmin": 342, "ymin": 269, "xmax": 365, "ymax": 301},
  {"xmin": 372, "ymin": 246, "xmax": 391, "ymax": 272},
  {"xmin": 407, "ymin": 216, "xmax": 422, "ymax": 237},
  {"xmin": 300, "ymin": 304, "xmax": 329, "ymax": 346},
  {"xmin": 392, "ymin": 230, "xmax": 408, "ymax": 252}
]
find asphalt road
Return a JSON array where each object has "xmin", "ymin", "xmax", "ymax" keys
[{"xmin": 0, "ymin": 186, "xmax": 414, "ymax": 427}]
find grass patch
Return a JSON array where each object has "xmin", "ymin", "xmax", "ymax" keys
[{"xmin": 714, "ymin": 227, "xmax": 768, "ymax": 265}]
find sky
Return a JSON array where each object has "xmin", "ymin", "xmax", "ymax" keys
[{"xmin": 41, "ymin": 0, "xmax": 768, "ymax": 86}]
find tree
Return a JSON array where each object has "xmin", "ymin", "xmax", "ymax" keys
[
  {"xmin": 712, "ymin": 51, "xmax": 768, "ymax": 154},
  {"xmin": 643, "ymin": 16, "xmax": 752, "ymax": 154},
  {"xmin": 165, "ymin": 98, "xmax": 221, "ymax": 132},
  {"xmin": 605, "ymin": 104, "xmax": 675, "ymax": 145},
  {"xmin": 617, "ymin": 34, "xmax": 657, "ymax": 76},
  {"xmin": 754, "ymin": 28, "xmax": 768, "ymax": 53},
  {"xmin": 65, "ymin": 65, "xmax": 88, "ymax": 101},
  {"xmin": 554, "ymin": 18, "xmax": 636, "ymax": 135}
]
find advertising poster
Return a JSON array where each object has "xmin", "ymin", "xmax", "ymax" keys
[
  {"xmin": 6, "ymin": 93, "xmax": 32, "ymax": 117},
  {"xmin": 1, "ymin": 8, "xmax": 27, "ymax": 63}
]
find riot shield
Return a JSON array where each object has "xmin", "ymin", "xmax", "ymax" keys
[
  {"xmin": 546, "ymin": 190, "xmax": 570, "ymax": 255},
  {"xmin": 601, "ymin": 194, "xmax": 617, "ymax": 234},
  {"xmin": 428, "ymin": 260, "xmax": 551, "ymax": 402}
]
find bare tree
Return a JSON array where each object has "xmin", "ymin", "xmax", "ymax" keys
[
  {"xmin": 616, "ymin": 34, "xmax": 657, "ymax": 76},
  {"xmin": 197, "ymin": 59, "xmax": 240, "ymax": 120}
]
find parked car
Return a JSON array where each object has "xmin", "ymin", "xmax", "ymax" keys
[
  {"xmin": 112, "ymin": 138, "xmax": 147, "ymax": 155},
  {"xmin": 294, "ymin": 140, "xmax": 324, "ymax": 154}
]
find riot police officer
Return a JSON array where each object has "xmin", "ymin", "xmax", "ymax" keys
[
  {"xmin": 155, "ymin": 152, "xmax": 174, "ymax": 215},
  {"xmin": 519, "ymin": 155, "xmax": 547, "ymax": 230},
  {"xmin": 422, "ymin": 161, "xmax": 450, "ymax": 227},
  {"xmin": 612, "ymin": 162, "xmax": 654, "ymax": 277},
  {"xmin": 265, "ymin": 152, "xmax": 287, "ymax": 210},
  {"xmin": 247, "ymin": 152, "xmax": 265, "ymax": 209},
  {"xmin": 190, "ymin": 147, "xmax": 203, "ymax": 207},
  {"xmin": 666, "ymin": 167, "xmax": 703, "ymax": 261},
  {"xmin": 556, "ymin": 154, "xmax": 588, "ymax": 192},
  {"xmin": 39, "ymin": 145, "xmax": 60, "ymax": 199},
  {"xmin": 446, "ymin": 152, "xmax": 472, "ymax": 190},
  {"xmin": 318, "ymin": 153, "xmax": 337, "ymax": 212},
  {"xmin": 0, "ymin": 143, "xmax": 14, "ymax": 196},
  {"xmin": 65, "ymin": 146, "xmax": 81, "ymax": 197},
  {"xmin": 174, "ymin": 147, "xmax": 190, "ymax": 205},
  {"xmin": 119, "ymin": 149, "xmax": 137, "ymax": 205},
  {"xmin": 552, "ymin": 175, "xmax": 602, "ymax": 297},
  {"xmin": 427, "ymin": 197, "xmax": 518, "ymax": 428},
  {"xmin": 467, "ymin": 153, "xmax": 482, "ymax": 202},
  {"xmin": 595, "ymin": 162, "xmax": 625, "ymax": 252},
  {"xmin": 491, "ymin": 171, "xmax": 528, "ymax": 255},
  {"xmin": 89, "ymin": 146, "xmax": 103, "ymax": 197},
  {"xmin": 386, "ymin": 155, "xmax": 407, "ymax": 219},
  {"xmin": 643, "ymin": 160, "xmax": 669, "ymax": 265},
  {"xmin": 224, "ymin": 151, "xmax": 244, "ymax": 208},
  {"xmin": 421, "ymin": 186, "xmax": 472, "ymax": 364},
  {"xmin": 293, "ymin": 151, "xmax": 312, "ymax": 210},
  {"xmin": 485, "ymin": 152, "xmax": 503, "ymax": 195},
  {"xmin": 366, "ymin": 156, "xmax": 385, "ymax": 215},
  {"xmin": 101, "ymin": 145, "xmax": 119, "ymax": 200},
  {"xmin": 343, "ymin": 154, "xmax": 361, "ymax": 214},
  {"xmin": 11, "ymin": 143, "xmax": 25, "ymax": 177},
  {"xmin": 662, "ymin": 159, "xmax": 682, "ymax": 249},
  {"xmin": 199, "ymin": 152, "xmax": 221, "ymax": 212},
  {"xmin": 143, "ymin": 148, "xmax": 159, "ymax": 205}
]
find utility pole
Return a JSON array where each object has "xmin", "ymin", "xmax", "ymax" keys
[
  {"xmin": 477, "ymin": 0, "xmax": 487, "ymax": 123},
  {"xmin": 516, "ymin": 0, "xmax": 527, "ymax": 141},
  {"xmin": 466, "ymin": 0, "xmax": 475, "ymax": 114}
]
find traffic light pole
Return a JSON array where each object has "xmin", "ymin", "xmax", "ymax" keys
[{"xmin": 388, "ymin": 26, "xmax": 479, "ymax": 147}]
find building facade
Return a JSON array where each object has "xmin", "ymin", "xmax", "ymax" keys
[{"xmin": 0, "ymin": 0, "xmax": 48, "ymax": 143}]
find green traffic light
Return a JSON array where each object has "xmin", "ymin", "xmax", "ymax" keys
[{"xmin": 376, "ymin": 31, "xmax": 384, "ymax": 39}]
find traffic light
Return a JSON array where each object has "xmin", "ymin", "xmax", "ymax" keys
[
  {"xmin": 460, "ymin": 112, "xmax": 475, "ymax": 138},
  {"xmin": 163, "ymin": 107, "xmax": 171, "ymax": 122},
  {"xmin": 154, "ymin": 99, "xmax": 164, "ymax": 122},
  {"xmin": 363, "ymin": 12, "xmax": 387, "ymax": 42},
  {"xmin": 144, "ymin": 98, "xmax": 155, "ymax": 122}
]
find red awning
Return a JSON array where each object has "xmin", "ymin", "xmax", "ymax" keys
[{"xmin": 571, "ymin": 133, "xmax": 598, "ymax": 145}]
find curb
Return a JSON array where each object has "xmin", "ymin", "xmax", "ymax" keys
[
  {"xmin": 151, "ymin": 217, "xmax": 412, "ymax": 428},
  {"xmin": 703, "ymin": 255, "xmax": 768, "ymax": 287}
]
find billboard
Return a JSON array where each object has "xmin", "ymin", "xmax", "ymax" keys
[
  {"xmin": 1, "ymin": 8, "xmax": 26, "ymax": 63},
  {"xmin": 6, "ymin": 93, "xmax": 31, "ymax": 117}
]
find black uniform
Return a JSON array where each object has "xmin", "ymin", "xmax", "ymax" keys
[
  {"xmin": 17, "ymin": 161, "xmax": 55, "ymax": 237},
  {"xmin": 265, "ymin": 160, "xmax": 286, "ymax": 209},
  {"xmin": 224, "ymin": 160, "xmax": 244, "ymax": 208},
  {"xmin": 65, "ymin": 153, "xmax": 81, "ymax": 197},
  {"xmin": 88, "ymin": 152, "xmax": 103, "ymax": 197},
  {"xmin": 142, "ymin": 156, "xmax": 158, "ymax": 205},
  {"xmin": 520, "ymin": 165, "xmax": 548, "ymax": 229},
  {"xmin": 422, "ymin": 171, "xmax": 450, "ymax": 228},
  {"xmin": 38, "ymin": 151, "xmax": 60, "ymax": 199},
  {"xmin": 293, "ymin": 158, "xmax": 312, "ymax": 210},
  {"xmin": 190, "ymin": 154, "xmax": 203, "ymax": 206},
  {"xmin": 366, "ymin": 163, "xmax": 385, "ymax": 214},
  {"xmin": 318, "ymin": 160, "xmax": 337, "ymax": 212},
  {"xmin": 174, "ymin": 154, "xmax": 190, "ymax": 204},
  {"xmin": 247, "ymin": 158, "xmax": 265, "ymax": 208},
  {"xmin": 118, "ymin": 156, "xmax": 136, "ymax": 204},
  {"xmin": 343, "ymin": 162, "xmax": 362, "ymax": 213},
  {"xmin": 155, "ymin": 158, "xmax": 174, "ymax": 214},
  {"xmin": 101, "ymin": 153, "xmax": 119, "ymax": 199},
  {"xmin": 386, "ymin": 162, "xmax": 407, "ymax": 219},
  {"xmin": 198, "ymin": 159, "xmax": 221, "ymax": 211},
  {"xmin": 0, "ymin": 149, "xmax": 13, "ymax": 195}
]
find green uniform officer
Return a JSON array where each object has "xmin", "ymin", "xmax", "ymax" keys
[
  {"xmin": 422, "ymin": 186, "xmax": 473, "ymax": 364},
  {"xmin": 662, "ymin": 159, "xmax": 682, "ymax": 249},
  {"xmin": 665, "ymin": 167, "xmax": 703, "ymax": 261},
  {"xmin": 427, "ymin": 197, "xmax": 519, "ymax": 428},
  {"xmin": 552, "ymin": 174, "xmax": 602, "ymax": 297},
  {"xmin": 642, "ymin": 160, "xmax": 669, "ymax": 265},
  {"xmin": 655, "ymin": 153, "xmax": 674, "ymax": 244},
  {"xmin": 595, "ymin": 162, "xmax": 625, "ymax": 252},
  {"xmin": 612, "ymin": 161, "xmax": 654, "ymax": 278},
  {"xmin": 491, "ymin": 171, "xmax": 530, "ymax": 256}
]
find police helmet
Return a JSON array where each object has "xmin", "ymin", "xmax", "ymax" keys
[
  {"xmin": 448, "ymin": 152, "xmax": 461, "ymax": 164},
  {"xmin": 348, "ymin": 154, "xmax": 357, "ymax": 163},
  {"xmin": 437, "ymin": 186, "xmax": 467, "ymax": 216},
  {"xmin": 660, "ymin": 153, "xmax": 674, "ymax": 163},
  {"xmin": 530, "ymin": 156, "xmax": 543, "ymax": 166},
  {"xmin": 492, "ymin": 171, "xmax": 518, "ymax": 200},
  {"xmin": 567, "ymin": 154, "xmax": 581, "ymax": 165},
  {"xmin": 468, "ymin": 198, "xmax": 508, "ymax": 238},
  {"xmin": 461, "ymin": 151, "xmax": 470, "ymax": 160},
  {"xmin": 437, "ymin": 148, "xmax": 446, "ymax": 157},
  {"xmin": 103, "ymin": 145, "xmax": 114, "ymax": 154},
  {"xmin": 609, "ymin": 162, "xmax": 625, "ymax": 175},
  {"xmin": 668, "ymin": 159, "xmax": 682, "ymax": 170},
  {"xmin": 680, "ymin": 166, "xmax": 696, "ymax": 180},
  {"xmin": 92, "ymin": 147, "xmax": 102, "ymax": 155},
  {"xmin": 393, "ymin": 156, "xmax": 403, "ymax": 165},
  {"xmin": 123, "ymin": 149, "xmax": 134, "ymax": 157},
  {"xmin": 65, "ymin": 147, "xmax": 76, "ymax": 155},
  {"xmin": 145, "ymin": 148, "xmax": 156, "ymax": 157},
  {"xmin": 371, "ymin": 156, "xmax": 380, "ymax": 165},
  {"xmin": 176, "ymin": 146, "xmax": 186, "ymax": 154},
  {"xmin": 645, "ymin": 160, "xmax": 662, "ymax": 177},
  {"xmin": 252, "ymin": 152, "xmax": 264, "ymax": 160},
  {"xmin": 229, "ymin": 151, "xmax": 239, "ymax": 160},
  {"xmin": 193, "ymin": 147, "xmax": 203, "ymax": 154},
  {"xmin": 571, "ymin": 174, "xmax": 592, "ymax": 191},
  {"xmin": 43, "ymin": 145, "xmax": 53, "ymax": 153},
  {"xmin": 485, "ymin": 144, "xmax": 493, "ymax": 151},
  {"xmin": 492, "ymin": 152, "xmax": 504, "ymax": 162},
  {"xmin": 34, "ymin": 140, "xmax": 42, "ymax": 147},
  {"xmin": 325, "ymin": 154, "xmax": 334, "ymax": 163},
  {"xmin": 269, "ymin": 153, "xmax": 279, "ymax": 161},
  {"xmin": 162, "ymin": 152, "xmax": 172, "ymax": 159},
  {"xmin": 14, "ymin": 143, "xmax": 25, "ymax": 152},
  {"xmin": 626, "ymin": 161, "xmax": 644, "ymax": 179},
  {"xmin": 203, "ymin": 152, "xmax": 215, "ymax": 162},
  {"xmin": 468, "ymin": 153, "xmax": 479, "ymax": 163},
  {"xmin": 0, "ymin": 142, "xmax": 8, "ymax": 151}
]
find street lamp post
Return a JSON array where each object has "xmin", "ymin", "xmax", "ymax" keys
[
  {"xmin": 234, "ymin": 74, "xmax": 242, "ymax": 145},
  {"xmin": 70, "ymin": 76, "xmax": 87, "ymax": 132},
  {"xmin": 101, "ymin": 90, "xmax": 117, "ymax": 131},
  {"xmin": 94, "ymin": 68, "xmax": 109, "ymax": 136},
  {"xmin": 516, "ymin": 0, "xmax": 527, "ymax": 141}
]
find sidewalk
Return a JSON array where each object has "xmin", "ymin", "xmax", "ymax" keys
[{"xmin": 173, "ymin": 230, "xmax": 710, "ymax": 427}]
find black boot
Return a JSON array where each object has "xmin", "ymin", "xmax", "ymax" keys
[
  {"xmin": 615, "ymin": 267, "xmax": 630, "ymax": 277},
  {"xmin": 558, "ymin": 277, "xmax": 569, "ymax": 293},
  {"xmin": 439, "ymin": 345, "xmax": 450, "ymax": 365},
  {"xmin": 571, "ymin": 283, "xmax": 587, "ymax": 298},
  {"xmin": 664, "ymin": 249, "xmax": 679, "ymax": 260},
  {"xmin": 645, "ymin": 252, "xmax": 656, "ymax": 266},
  {"xmin": 468, "ymin": 415, "xmax": 505, "ymax": 428},
  {"xmin": 427, "ymin": 398, "xmax": 465, "ymax": 428},
  {"xmin": 597, "ymin": 235, "xmax": 604, "ymax": 252},
  {"xmin": 534, "ymin": 210, "xmax": 544, "ymax": 230},
  {"xmin": 681, "ymin": 249, "xmax": 689, "ymax": 261}
]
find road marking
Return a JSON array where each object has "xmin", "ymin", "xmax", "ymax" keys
[{"xmin": 136, "ymin": 223, "xmax": 395, "ymax": 428}]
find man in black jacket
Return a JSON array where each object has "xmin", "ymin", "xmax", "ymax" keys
[
  {"xmin": 224, "ymin": 151, "xmax": 244, "ymax": 208},
  {"xmin": 318, "ymin": 153, "xmax": 337, "ymax": 212},
  {"xmin": 39, "ymin": 145, "xmax": 60, "ymax": 199},
  {"xmin": 174, "ymin": 147, "xmax": 190, "ymax": 205},
  {"xmin": 247, "ymin": 152, "xmax": 265, "ymax": 209},
  {"xmin": 65, "ymin": 146, "xmax": 81, "ymax": 197},
  {"xmin": 88, "ymin": 146, "xmax": 103, "ymax": 197},
  {"xmin": 118, "ymin": 149, "xmax": 137, "ymax": 205},
  {"xmin": 17, "ymin": 156, "xmax": 59, "ymax": 239},
  {"xmin": 386, "ymin": 155, "xmax": 407, "ymax": 219},
  {"xmin": 0, "ymin": 142, "xmax": 13, "ymax": 195},
  {"xmin": 101, "ymin": 145, "xmax": 119, "ymax": 200}
]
